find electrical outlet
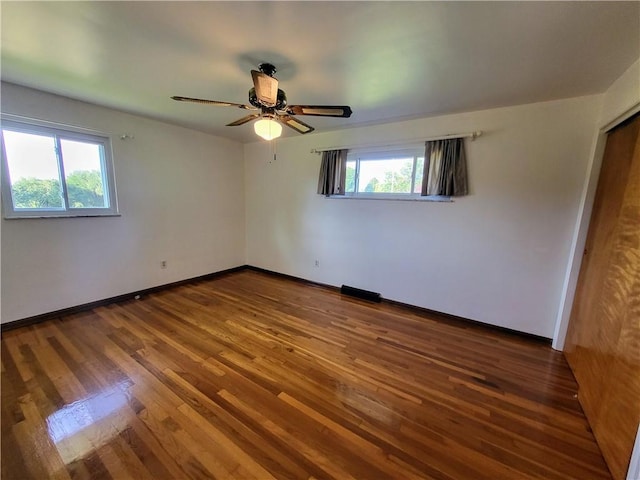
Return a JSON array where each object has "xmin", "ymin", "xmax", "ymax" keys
[{"xmin": 161, "ymin": 260, "xmax": 167, "ymax": 269}]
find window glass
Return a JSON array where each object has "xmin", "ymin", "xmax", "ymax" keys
[
  {"xmin": 358, "ymin": 157, "xmax": 414, "ymax": 194},
  {"xmin": 345, "ymin": 159, "xmax": 356, "ymax": 193},
  {"xmin": 414, "ymin": 157, "xmax": 425, "ymax": 194},
  {"xmin": 60, "ymin": 139, "xmax": 108, "ymax": 208},
  {"xmin": 3, "ymin": 130, "xmax": 64, "ymax": 209},
  {"xmin": 342, "ymin": 149, "xmax": 429, "ymax": 199}
]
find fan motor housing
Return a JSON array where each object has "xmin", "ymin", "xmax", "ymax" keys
[{"xmin": 249, "ymin": 88, "xmax": 287, "ymax": 110}]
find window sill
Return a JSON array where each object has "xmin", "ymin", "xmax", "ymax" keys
[
  {"xmin": 4, "ymin": 212, "xmax": 122, "ymax": 220},
  {"xmin": 326, "ymin": 195, "xmax": 453, "ymax": 202}
]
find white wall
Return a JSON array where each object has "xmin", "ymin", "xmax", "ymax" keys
[
  {"xmin": 600, "ymin": 59, "xmax": 640, "ymax": 128},
  {"xmin": 553, "ymin": 57, "xmax": 640, "ymax": 349},
  {"xmin": 245, "ymin": 96, "xmax": 602, "ymax": 338},
  {"xmin": 1, "ymin": 83, "xmax": 246, "ymax": 323},
  {"xmin": 0, "ymin": 83, "xmax": 611, "ymax": 338}
]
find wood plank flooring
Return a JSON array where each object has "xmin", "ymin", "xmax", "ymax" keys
[{"xmin": 1, "ymin": 270, "xmax": 611, "ymax": 479}]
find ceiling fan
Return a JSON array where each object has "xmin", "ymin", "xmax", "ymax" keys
[{"xmin": 171, "ymin": 63, "xmax": 352, "ymax": 140}]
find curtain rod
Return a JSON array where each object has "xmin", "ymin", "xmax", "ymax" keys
[{"xmin": 310, "ymin": 130, "xmax": 482, "ymax": 154}]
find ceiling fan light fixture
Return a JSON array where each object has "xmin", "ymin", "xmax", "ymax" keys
[
  {"xmin": 172, "ymin": 63, "xmax": 352, "ymax": 138},
  {"xmin": 254, "ymin": 117, "xmax": 282, "ymax": 141}
]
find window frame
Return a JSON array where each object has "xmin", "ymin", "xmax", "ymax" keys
[
  {"xmin": 343, "ymin": 146, "xmax": 435, "ymax": 200},
  {"xmin": 1, "ymin": 117, "xmax": 119, "ymax": 219}
]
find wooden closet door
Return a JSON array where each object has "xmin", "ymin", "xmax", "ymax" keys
[{"xmin": 564, "ymin": 113, "xmax": 640, "ymax": 480}]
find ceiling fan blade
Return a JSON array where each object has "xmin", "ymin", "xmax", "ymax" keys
[
  {"xmin": 278, "ymin": 115, "xmax": 315, "ymax": 134},
  {"xmin": 171, "ymin": 96, "xmax": 255, "ymax": 109},
  {"xmin": 251, "ymin": 70, "xmax": 278, "ymax": 107},
  {"xmin": 226, "ymin": 114, "xmax": 261, "ymax": 127},
  {"xmin": 286, "ymin": 105, "xmax": 352, "ymax": 118}
]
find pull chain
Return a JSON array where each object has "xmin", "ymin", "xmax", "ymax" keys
[{"xmin": 270, "ymin": 138, "xmax": 277, "ymax": 163}]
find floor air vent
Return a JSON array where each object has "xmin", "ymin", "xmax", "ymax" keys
[{"xmin": 340, "ymin": 285, "xmax": 382, "ymax": 303}]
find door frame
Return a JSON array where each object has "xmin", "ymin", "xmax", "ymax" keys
[{"xmin": 552, "ymin": 102, "xmax": 640, "ymax": 351}]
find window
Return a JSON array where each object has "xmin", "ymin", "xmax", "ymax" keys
[
  {"xmin": 344, "ymin": 148, "xmax": 426, "ymax": 197},
  {"xmin": 1, "ymin": 119, "xmax": 118, "ymax": 218}
]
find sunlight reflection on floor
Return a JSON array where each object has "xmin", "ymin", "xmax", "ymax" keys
[{"xmin": 45, "ymin": 381, "xmax": 132, "ymax": 463}]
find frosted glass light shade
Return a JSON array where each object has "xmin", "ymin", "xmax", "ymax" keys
[{"xmin": 254, "ymin": 118, "xmax": 282, "ymax": 140}]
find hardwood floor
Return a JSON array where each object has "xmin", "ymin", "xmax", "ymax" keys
[{"xmin": 1, "ymin": 270, "xmax": 610, "ymax": 479}]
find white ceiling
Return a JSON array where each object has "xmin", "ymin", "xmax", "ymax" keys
[{"xmin": 2, "ymin": 1, "xmax": 639, "ymax": 143}]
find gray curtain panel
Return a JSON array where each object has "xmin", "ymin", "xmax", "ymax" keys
[
  {"xmin": 422, "ymin": 138, "xmax": 468, "ymax": 196},
  {"xmin": 317, "ymin": 149, "xmax": 348, "ymax": 196}
]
